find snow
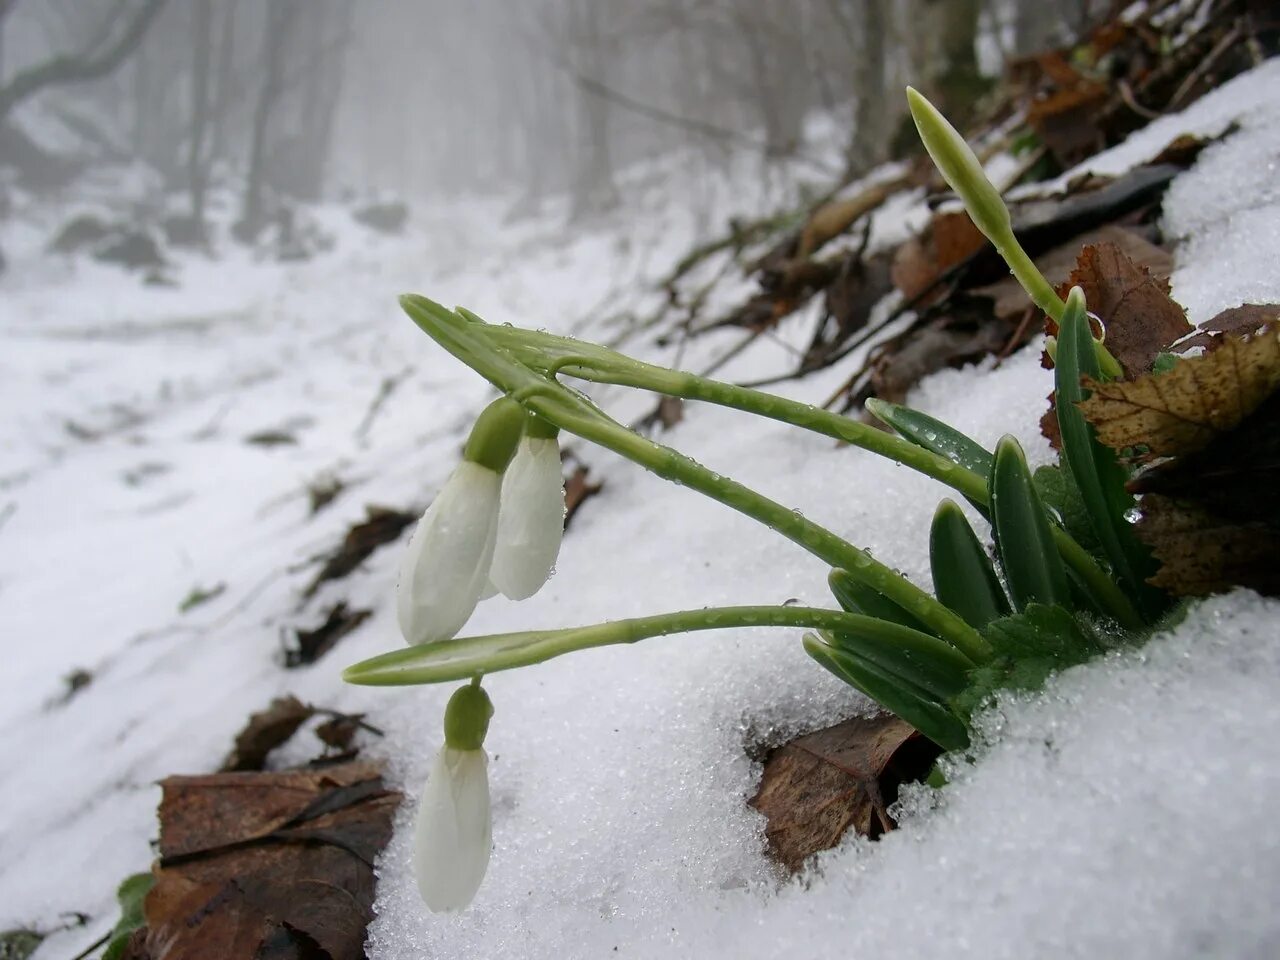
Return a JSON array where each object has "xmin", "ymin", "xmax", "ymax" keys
[{"xmin": 2, "ymin": 61, "xmax": 1279, "ymax": 960}]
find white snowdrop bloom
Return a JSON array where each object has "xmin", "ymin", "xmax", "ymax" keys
[
  {"xmin": 413, "ymin": 745, "xmax": 492, "ymax": 912},
  {"xmin": 397, "ymin": 398, "xmax": 525, "ymax": 645},
  {"xmin": 397, "ymin": 461, "xmax": 501, "ymax": 645},
  {"xmin": 489, "ymin": 434, "xmax": 565, "ymax": 600}
]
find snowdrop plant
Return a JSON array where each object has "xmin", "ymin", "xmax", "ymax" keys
[{"xmin": 345, "ymin": 88, "xmax": 1172, "ymax": 908}]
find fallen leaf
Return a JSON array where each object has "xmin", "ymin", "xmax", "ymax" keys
[
  {"xmin": 1079, "ymin": 322, "xmax": 1280, "ymax": 459},
  {"xmin": 1130, "ymin": 390, "xmax": 1280, "ymax": 526},
  {"xmin": 222, "ymin": 696, "xmax": 315, "ymax": 772},
  {"xmin": 304, "ymin": 505, "xmax": 415, "ymax": 598},
  {"xmin": 1177, "ymin": 303, "xmax": 1280, "ymax": 352},
  {"xmin": 243, "ymin": 429, "xmax": 297, "ymax": 447},
  {"xmin": 748, "ymin": 714, "xmax": 937, "ymax": 873},
  {"xmin": 142, "ymin": 762, "xmax": 400, "ymax": 960},
  {"xmin": 286, "ymin": 602, "xmax": 372, "ymax": 667},
  {"xmin": 891, "ymin": 210, "xmax": 987, "ymax": 304},
  {"xmin": 1026, "ymin": 83, "xmax": 1110, "ymax": 168},
  {"xmin": 796, "ymin": 176, "xmax": 906, "ymax": 259},
  {"xmin": 563, "ymin": 462, "xmax": 603, "ymax": 531},
  {"xmin": 975, "ymin": 225, "xmax": 1171, "ymax": 324},
  {"xmin": 1058, "ymin": 242, "xmax": 1190, "ymax": 376},
  {"xmin": 1136, "ymin": 495, "xmax": 1280, "ymax": 597}
]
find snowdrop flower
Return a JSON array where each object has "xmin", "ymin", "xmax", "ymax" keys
[
  {"xmin": 397, "ymin": 398, "xmax": 525, "ymax": 645},
  {"xmin": 489, "ymin": 416, "xmax": 564, "ymax": 600},
  {"xmin": 415, "ymin": 682, "xmax": 494, "ymax": 912}
]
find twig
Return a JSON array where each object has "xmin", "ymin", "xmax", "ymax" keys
[{"xmin": 355, "ymin": 367, "xmax": 413, "ymax": 441}]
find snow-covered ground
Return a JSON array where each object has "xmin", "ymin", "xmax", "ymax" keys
[{"xmin": 2, "ymin": 60, "xmax": 1279, "ymax": 960}]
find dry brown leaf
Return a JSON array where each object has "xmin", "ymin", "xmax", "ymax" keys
[
  {"xmin": 222, "ymin": 695, "xmax": 315, "ymax": 772},
  {"xmin": 890, "ymin": 211, "xmax": 986, "ymax": 305},
  {"xmin": 1079, "ymin": 322, "xmax": 1280, "ymax": 459},
  {"xmin": 748, "ymin": 714, "xmax": 935, "ymax": 873},
  {"xmin": 563, "ymin": 462, "xmax": 603, "ymax": 531},
  {"xmin": 304, "ymin": 505, "xmax": 416, "ymax": 598},
  {"xmin": 975, "ymin": 225, "xmax": 1170, "ymax": 325},
  {"xmin": 286, "ymin": 602, "xmax": 372, "ymax": 667},
  {"xmin": 143, "ymin": 762, "xmax": 399, "ymax": 960},
  {"xmin": 1136, "ymin": 495, "xmax": 1280, "ymax": 597},
  {"xmin": 1178, "ymin": 303, "xmax": 1280, "ymax": 352},
  {"xmin": 796, "ymin": 177, "xmax": 906, "ymax": 259},
  {"xmin": 1061, "ymin": 242, "xmax": 1190, "ymax": 376}
]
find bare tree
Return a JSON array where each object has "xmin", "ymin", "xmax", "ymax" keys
[
  {"xmin": 236, "ymin": 0, "xmax": 301, "ymax": 242},
  {"xmin": 0, "ymin": 0, "xmax": 165, "ymax": 125}
]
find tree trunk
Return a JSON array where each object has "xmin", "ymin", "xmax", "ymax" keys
[
  {"xmin": 187, "ymin": 0, "xmax": 213, "ymax": 235},
  {"xmin": 0, "ymin": 0, "xmax": 166, "ymax": 126},
  {"xmin": 236, "ymin": 0, "xmax": 299, "ymax": 243}
]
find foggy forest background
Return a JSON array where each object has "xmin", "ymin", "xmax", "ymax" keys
[{"xmin": 0, "ymin": 0, "xmax": 1103, "ymax": 251}]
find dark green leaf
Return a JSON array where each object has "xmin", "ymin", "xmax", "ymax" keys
[
  {"xmin": 990, "ymin": 436, "xmax": 1070, "ymax": 610},
  {"xmin": 0, "ymin": 929, "xmax": 43, "ymax": 960},
  {"xmin": 929, "ymin": 499, "xmax": 1010, "ymax": 628},
  {"xmin": 1055, "ymin": 286, "xmax": 1162, "ymax": 617},
  {"xmin": 950, "ymin": 604, "xmax": 1110, "ymax": 719},
  {"xmin": 102, "ymin": 872, "xmax": 154, "ymax": 960},
  {"xmin": 828, "ymin": 568, "xmax": 934, "ymax": 633},
  {"xmin": 826, "ymin": 617, "xmax": 975, "ymax": 698},
  {"xmin": 1033, "ymin": 464, "xmax": 1100, "ymax": 555},
  {"xmin": 865, "ymin": 399, "xmax": 994, "ymax": 478},
  {"xmin": 804, "ymin": 634, "xmax": 970, "ymax": 751}
]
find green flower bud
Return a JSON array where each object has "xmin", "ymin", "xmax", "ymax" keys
[
  {"xmin": 906, "ymin": 86, "xmax": 1011, "ymax": 240},
  {"xmin": 443, "ymin": 683, "xmax": 494, "ymax": 751},
  {"xmin": 463, "ymin": 398, "xmax": 526, "ymax": 473}
]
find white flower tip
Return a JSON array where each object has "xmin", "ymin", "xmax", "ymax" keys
[
  {"xmin": 414, "ymin": 747, "xmax": 492, "ymax": 913},
  {"xmin": 397, "ymin": 461, "xmax": 503, "ymax": 645},
  {"xmin": 489, "ymin": 437, "xmax": 565, "ymax": 601}
]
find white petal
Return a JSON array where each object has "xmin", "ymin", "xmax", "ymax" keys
[
  {"xmin": 414, "ymin": 747, "xmax": 492, "ymax": 912},
  {"xmin": 396, "ymin": 461, "xmax": 502, "ymax": 645},
  {"xmin": 489, "ymin": 437, "xmax": 565, "ymax": 600}
]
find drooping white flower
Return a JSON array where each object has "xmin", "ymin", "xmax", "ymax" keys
[
  {"xmin": 396, "ymin": 397, "xmax": 526, "ymax": 645},
  {"xmin": 397, "ymin": 460, "xmax": 502, "ymax": 645},
  {"xmin": 488, "ymin": 434, "xmax": 565, "ymax": 600},
  {"xmin": 413, "ymin": 745, "xmax": 492, "ymax": 912}
]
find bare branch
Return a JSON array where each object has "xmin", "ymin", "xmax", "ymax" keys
[{"xmin": 0, "ymin": 0, "xmax": 166, "ymax": 123}]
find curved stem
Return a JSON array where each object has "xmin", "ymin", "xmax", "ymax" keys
[
  {"xmin": 486, "ymin": 327, "xmax": 1143, "ymax": 628},
  {"xmin": 344, "ymin": 605, "xmax": 964, "ymax": 685},
  {"xmin": 532, "ymin": 391, "xmax": 992, "ymax": 661},
  {"xmin": 402, "ymin": 296, "xmax": 991, "ymax": 658}
]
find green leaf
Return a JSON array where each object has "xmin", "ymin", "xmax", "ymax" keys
[
  {"xmin": 1032, "ymin": 464, "xmax": 1100, "ymax": 555},
  {"xmin": 825, "ymin": 617, "xmax": 975, "ymax": 698},
  {"xmin": 865, "ymin": 399, "xmax": 994, "ymax": 478},
  {"xmin": 102, "ymin": 872, "xmax": 154, "ymax": 960},
  {"xmin": 0, "ymin": 929, "xmax": 43, "ymax": 960},
  {"xmin": 990, "ymin": 436, "xmax": 1070, "ymax": 610},
  {"xmin": 951, "ymin": 604, "xmax": 1109, "ymax": 719},
  {"xmin": 1055, "ymin": 285, "xmax": 1162, "ymax": 618},
  {"xmin": 828, "ymin": 568, "xmax": 934, "ymax": 634},
  {"xmin": 929, "ymin": 499, "xmax": 1010, "ymax": 628},
  {"xmin": 804, "ymin": 634, "xmax": 970, "ymax": 751}
]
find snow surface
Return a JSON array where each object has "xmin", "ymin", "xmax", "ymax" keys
[{"xmin": 2, "ymin": 63, "xmax": 1279, "ymax": 960}]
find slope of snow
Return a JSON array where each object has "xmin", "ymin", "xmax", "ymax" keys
[{"xmin": 1, "ymin": 62, "xmax": 1277, "ymax": 960}]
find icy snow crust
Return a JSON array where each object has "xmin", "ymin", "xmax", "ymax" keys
[{"xmin": 1, "ymin": 61, "xmax": 1278, "ymax": 959}]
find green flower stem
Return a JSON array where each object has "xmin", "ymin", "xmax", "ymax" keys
[
  {"xmin": 534, "ymin": 389, "xmax": 993, "ymax": 663},
  {"xmin": 344, "ymin": 606, "xmax": 958, "ymax": 685},
  {"xmin": 999, "ymin": 237, "xmax": 1066, "ymax": 322},
  {"xmin": 483, "ymin": 325, "xmax": 1143, "ymax": 628},
  {"xmin": 402, "ymin": 295, "xmax": 990, "ymax": 660}
]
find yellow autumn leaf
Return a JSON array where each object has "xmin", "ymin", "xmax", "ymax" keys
[{"xmin": 1079, "ymin": 322, "xmax": 1280, "ymax": 459}]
